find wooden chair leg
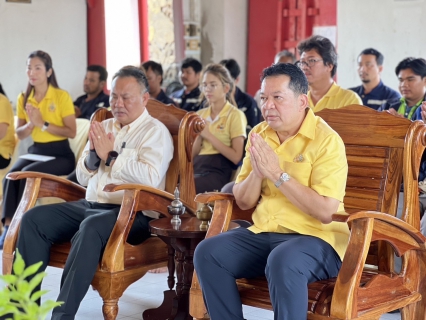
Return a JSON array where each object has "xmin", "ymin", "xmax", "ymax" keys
[{"xmin": 102, "ymin": 298, "xmax": 119, "ymax": 320}]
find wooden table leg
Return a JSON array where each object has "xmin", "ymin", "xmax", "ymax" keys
[{"xmin": 143, "ymin": 244, "xmax": 177, "ymax": 320}]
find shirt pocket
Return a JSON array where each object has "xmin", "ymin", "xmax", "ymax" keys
[{"xmin": 283, "ymin": 161, "xmax": 313, "ymax": 187}]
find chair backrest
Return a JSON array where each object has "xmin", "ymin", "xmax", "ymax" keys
[
  {"xmin": 91, "ymin": 98, "xmax": 204, "ymax": 208},
  {"xmin": 69, "ymin": 118, "xmax": 90, "ymax": 163}
]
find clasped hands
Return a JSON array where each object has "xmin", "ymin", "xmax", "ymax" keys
[
  {"xmin": 249, "ymin": 133, "xmax": 282, "ymax": 182},
  {"xmin": 420, "ymin": 101, "xmax": 426, "ymax": 122},
  {"xmin": 25, "ymin": 104, "xmax": 44, "ymax": 128},
  {"xmin": 387, "ymin": 101, "xmax": 426, "ymax": 120},
  {"xmin": 89, "ymin": 121, "xmax": 115, "ymax": 161}
]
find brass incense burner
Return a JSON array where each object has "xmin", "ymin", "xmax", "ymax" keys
[{"xmin": 196, "ymin": 203, "xmax": 213, "ymax": 230}]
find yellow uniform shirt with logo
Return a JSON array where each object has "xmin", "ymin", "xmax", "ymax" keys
[
  {"xmin": 17, "ymin": 85, "xmax": 75, "ymax": 143},
  {"xmin": 0, "ymin": 93, "xmax": 16, "ymax": 159},
  {"xmin": 196, "ymin": 101, "xmax": 247, "ymax": 154},
  {"xmin": 236, "ymin": 109, "xmax": 349, "ymax": 260},
  {"xmin": 309, "ymin": 82, "xmax": 362, "ymax": 113}
]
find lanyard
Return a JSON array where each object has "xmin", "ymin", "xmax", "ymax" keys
[{"xmin": 397, "ymin": 99, "xmax": 423, "ymax": 120}]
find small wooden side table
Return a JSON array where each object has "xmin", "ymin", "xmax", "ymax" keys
[{"xmin": 143, "ymin": 216, "xmax": 207, "ymax": 320}]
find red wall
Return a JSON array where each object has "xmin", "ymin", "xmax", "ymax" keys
[
  {"xmin": 246, "ymin": 0, "xmax": 337, "ymax": 96},
  {"xmin": 87, "ymin": 0, "xmax": 149, "ymax": 67},
  {"xmin": 87, "ymin": 0, "xmax": 107, "ymax": 67}
]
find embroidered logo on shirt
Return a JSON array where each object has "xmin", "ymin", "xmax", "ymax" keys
[
  {"xmin": 293, "ymin": 154, "xmax": 304, "ymax": 162},
  {"xmin": 49, "ymin": 103, "xmax": 56, "ymax": 112},
  {"xmin": 97, "ymin": 102, "xmax": 105, "ymax": 108}
]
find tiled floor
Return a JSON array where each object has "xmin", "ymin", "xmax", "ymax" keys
[{"xmin": 0, "ymin": 250, "xmax": 401, "ymax": 319}]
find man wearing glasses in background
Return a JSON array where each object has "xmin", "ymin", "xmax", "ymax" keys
[{"xmin": 297, "ymin": 35, "xmax": 362, "ymax": 112}]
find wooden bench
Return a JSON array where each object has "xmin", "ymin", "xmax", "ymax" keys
[
  {"xmin": 190, "ymin": 105, "xmax": 426, "ymax": 320},
  {"xmin": 2, "ymin": 99, "xmax": 205, "ymax": 320}
]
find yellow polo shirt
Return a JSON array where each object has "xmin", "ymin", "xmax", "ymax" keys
[
  {"xmin": 17, "ymin": 85, "xmax": 75, "ymax": 143},
  {"xmin": 309, "ymin": 82, "xmax": 362, "ymax": 113},
  {"xmin": 236, "ymin": 109, "xmax": 349, "ymax": 260},
  {"xmin": 196, "ymin": 101, "xmax": 247, "ymax": 155},
  {"xmin": 0, "ymin": 94, "xmax": 16, "ymax": 159}
]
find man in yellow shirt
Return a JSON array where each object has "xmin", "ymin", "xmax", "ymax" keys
[
  {"xmin": 296, "ymin": 35, "xmax": 362, "ymax": 112},
  {"xmin": 194, "ymin": 63, "xmax": 348, "ymax": 320}
]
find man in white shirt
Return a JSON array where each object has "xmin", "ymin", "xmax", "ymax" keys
[{"xmin": 13, "ymin": 66, "xmax": 174, "ymax": 319}]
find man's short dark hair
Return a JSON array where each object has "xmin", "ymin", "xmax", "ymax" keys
[
  {"xmin": 113, "ymin": 65, "xmax": 149, "ymax": 93},
  {"xmin": 0, "ymin": 83, "xmax": 6, "ymax": 97},
  {"xmin": 297, "ymin": 35, "xmax": 338, "ymax": 77},
  {"xmin": 219, "ymin": 59, "xmax": 240, "ymax": 80},
  {"xmin": 359, "ymin": 48, "xmax": 384, "ymax": 66},
  {"xmin": 395, "ymin": 57, "xmax": 426, "ymax": 78},
  {"xmin": 261, "ymin": 63, "xmax": 308, "ymax": 96},
  {"xmin": 142, "ymin": 60, "xmax": 164, "ymax": 84},
  {"xmin": 87, "ymin": 65, "xmax": 108, "ymax": 82},
  {"xmin": 181, "ymin": 57, "xmax": 202, "ymax": 73}
]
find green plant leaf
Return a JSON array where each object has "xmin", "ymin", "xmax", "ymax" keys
[
  {"xmin": 30, "ymin": 289, "xmax": 49, "ymax": 302},
  {"xmin": 17, "ymin": 280, "xmax": 30, "ymax": 297},
  {"xmin": 0, "ymin": 250, "xmax": 59, "ymax": 319},
  {"xmin": 13, "ymin": 251, "xmax": 26, "ymax": 276},
  {"xmin": 38, "ymin": 300, "xmax": 63, "ymax": 314},
  {"xmin": 0, "ymin": 274, "xmax": 17, "ymax": 283},
  {"xmin": 28, "ymin": 272, "xmax": 47, "ymax": 293},
  {"xmin": 21, "ymin": 261, "xmax": 43, "ymax": 279}
]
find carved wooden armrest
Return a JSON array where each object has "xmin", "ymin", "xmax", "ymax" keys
[
  {"xmin": 7, "ymin": 171, "xmax": 87, "ymax": 198},
  {"xmin": 333, "ymin": 210, "xmax": 426, "ymax": 253},
  {"xmin": 104, "ymin": 184, "xmax": 197, "ymax": 216},
  {"xmin": 3, "ymin": 171, "xmax": 87, "ymax": 273},
  {"xmin": 193, "ymin": 192, "xmax": 236, "ymax": 239},
  {"xmin": 100, "ymin": 183, "xmax": 196, "ymax": 272},
  {"xmin": 194, "ymin": 192, "xmax": 235, "ymax": 203},
  {"xmin": 330, "ymin": 210, "xmax": 426, "ymax": 318}
]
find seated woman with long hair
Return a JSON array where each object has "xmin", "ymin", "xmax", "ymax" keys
[
  {"xmin": 192, "ymin": 64, "xmax": 247, "ymax": 193},
  {"xmin": 0, "ymin": 50, "xmax": 76, "ymax": 249}
]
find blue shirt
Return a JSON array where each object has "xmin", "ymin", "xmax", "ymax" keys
[
  {"xmin": 170, "ymin": 87, "xmax": 201, "ymax": 112},
  {"xmin": 380, "ymin": 94, "xmax": 426, "ymax": 121},
  {"xmin": 349, "ymin": 81, "xmax": 400, "ymax": 110}
]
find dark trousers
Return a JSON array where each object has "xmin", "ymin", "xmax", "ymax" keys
[
  {"xmin": 15, "ymin": 199, "xmax": 152, "ymax": 320},
  {"xmin": 193, "ymin": 154, "xmax": 234, "ymax": 193},
  {"xmin": 193, "ymin": 228, "xmax": 342, "ymax": 320},
  {"xmin": 0, "ymin": 154, "xmax": 11, "ymax": 170},
  {"xmin": 2, "ymin": 140, "xmax": 75, "ymax": 224}
]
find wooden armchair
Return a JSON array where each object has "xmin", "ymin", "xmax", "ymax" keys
[
  {"xmin": 2, "ymin": 99, "xmax": 205, "ymax": 320},
  {"xmin": 190, "ymin": 105, "xmax": 426, "ymax": 320}
]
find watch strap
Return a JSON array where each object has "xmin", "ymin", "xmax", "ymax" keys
[
  {"xmin": 105, "ymin": 151, "xmax": 118, "ymax": 166},
  {"xmin": 41, "ymin": 121, "xmax": 50, "ymax": 132},
  {"xmin": 274, "ymin": 172, "xmax": 290, "ymax": 188}
]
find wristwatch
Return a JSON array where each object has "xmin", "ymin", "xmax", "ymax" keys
[
  {"xmin": 105, "ymin": 151, "xmax": 118, "ymax": 166},
  {"xmin": 41, "ymin": 121, "xmax": 50, "ymax": 132},
  {"xmin": 274, "ymin": 172, "xmax": 290, "ymax": 188}
]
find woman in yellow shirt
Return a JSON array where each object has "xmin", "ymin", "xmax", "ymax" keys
[
  {"xmin": 0, "ymin": 51, "xmax": 76, "ymax": 249},
  {"xmin": 192, "ymin": 64, "xmax": 247, "ymax": 193},
  {"xmin": 0, "ymin": 91, "xmax": 15, "ymax": 169}
]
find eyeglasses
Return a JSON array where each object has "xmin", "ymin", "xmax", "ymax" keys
[
  {"xmin": 296, "ymin": 59, "xmax": 323, "ymax": 68},
  {"xmin": 201, "ymin": 83, "xmax": 220, "ymax": 92}
]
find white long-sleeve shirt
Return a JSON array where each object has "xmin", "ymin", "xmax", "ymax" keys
[{"xmin": 76, "ymin": 108, "xmax": 174, "ymax": 207}]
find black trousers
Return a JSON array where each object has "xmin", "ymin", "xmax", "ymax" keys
[
  {"xmin": 0, "ymin": 154, "xmax": 11, "ymax": 170},
  {"xmin": 193, "ymin": 154, "xmax": 235, "ymax": 193},
  {"xmin": 2, "ymin": 140, "xmax": 75, "ymax": 224},
  {"xmin": 15, "ymin": 199, "xmax": 152, "ymax": 320}
]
